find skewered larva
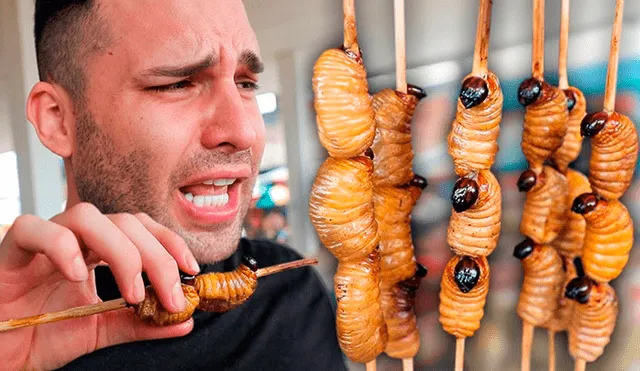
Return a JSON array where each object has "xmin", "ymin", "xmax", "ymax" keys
[
  {"xmin": 582, "ymin": 111, "xmax": 638, "ymax": 200},
  {"xmin": 447, "ymin": 170, "xmax": 501, "ymax": 257},
  {"xmin": 135, "ymin": 284, "xmax": 200, "ymax": 326},
  {"xmin": 381, "ymin": 264, "xmax": 428, "ymax": 359},
  {"xmin": 518, "ymin": 165, "xmax": 569, "ymax": 244},
  {"xmin": 545, "ymin": 256, "xmax": 578, "ymax": 333},
  {"xmin": 312, "ymin": 48, "xmax": 375, "ymax": 159},
  {"xmin": 518, "ymin": 79, "xmax": 569, "ymax": 172},
  {"xmin": 309, "ymin": 155, "xmax": 379, "ymax": 262},
  {"xmin": 439, "ymin": 255, "xmax": 490, "ymax": 339},
  {"xmin": 551, "ymin": 169, "xmax": 592, "ymax": 259},
  {"xmin": 447, "ymin": 72, "xmax": 503, "ymax": 177},
  {"xmin": 565, "ymin": 276, "xmax": 618, "ymax": 363},
  {"xmin": 572, "ymin": 193, "xmax": 634, "ymax": 283},
  {"xmin": 550, "ymin": 87, "xmax": 587, "ymax": 173},
  {"xmin": 514, "ymin": 239, "xmax": 564, "ymax": 326},
  {"xmin": 334, "ymin": 250, "xmax": 388, "ymax": 363},
  {"xmin": 373, "ymin": 176, "xmax": 426, "ymax": 284},
  {"xmin": 193, "ymin": 264, "xmax": 258, "ymax": 312},
  {"xmin": 371, "ymin": 87, "xmax": 424, "ymax": 187}
]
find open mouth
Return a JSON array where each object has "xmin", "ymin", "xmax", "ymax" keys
[{"xmin": 179, "ymin": 178, "xmax": 237, "ymax": 208}]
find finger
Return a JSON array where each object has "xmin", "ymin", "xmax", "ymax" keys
[
  {"xmin": 52, "ymin": 203, "xmax": 144, "ymax": 304},
  {"xmin": 134, "ymin": 213, "xmax": 200, "ymax": 275},
  {"xmin": 98, "ymin": 308, "xmax": 193, "ymax": 349},
  {"xmin": 0, "ymin": 214, "xmax": 88, "ymax": 282},
  {"xmin": 108, "ymin": 213, "xmax": 185, "ymax": 313}
]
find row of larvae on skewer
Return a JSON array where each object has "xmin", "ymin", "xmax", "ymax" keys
[
  {"xmin": 308, "ymin": 1, "xmax": 428, "ymax": 368},
  {"xmin": 514, "ymin": 0, "xmax": 637, "ymax": 370},
  {"xmin": 439, "ymin": 0, "xmax": 503, "ymax": 369}
]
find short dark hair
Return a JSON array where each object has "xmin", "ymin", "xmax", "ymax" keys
[{"xmin": 34, "ymin": 0, "xmax": 108, "ymax": 102}]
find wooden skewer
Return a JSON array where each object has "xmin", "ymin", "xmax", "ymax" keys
[
  {"xmin": 366, "ymin": 359, "xmax": 377, "ymax": 371},
  {"xmin": 0, "ymin": 258, "xmax": 318, "ymax": 333},
  {"xmin": 575, "ymin": 359, "xmax": 587, "ymax": 371},
  {"xmin": 521, "ymin": 322, "xmax": 534, "ymax": 371},
  {"xmin": 455, "ymin": 337, "xmax": 465, "ymax": 371},
  {"xmin": 558, "ymin": 0, "xmax": 570, "ymax": 89},
  {"xmin": 471, "ymin": 0, "xmax": 493, "ymax": 76},
  {"xmin": 603, "ymin": 0, "xmax": 625, "ymax": 112},
  {"xmin": 343, "ymin": 0, "xmax": 360, "ymax": 56},
  {"xmin": 532, "ymin": 0, "xmax": 545, "ymax": 80},
  {"xmin": 394, "ymin": 0, "xmax": 407, "ymax": 93},
  {"xmin": 402, "ymin": 357, "xmax": 414, "ymax": 371},
  {"xmin": 255, "ymin": 258, "xmax": 318, "ymax": 278},
  {"xmin": 548, "ymin": 330, "xmax": 556, "ymax": 371}
]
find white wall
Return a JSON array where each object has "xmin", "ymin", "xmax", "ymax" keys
[{"xmin": 246, "ymin": 0, "xmax": 640, "ymax": 94}]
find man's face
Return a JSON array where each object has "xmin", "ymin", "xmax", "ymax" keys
[{"xmin": 70, "ymin": 0, "xmax": 266, "ymax": 263}]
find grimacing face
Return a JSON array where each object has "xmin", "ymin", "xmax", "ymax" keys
[{"xmin": 68, "ymin": 0, "xmax": 266, "ymax": 263}]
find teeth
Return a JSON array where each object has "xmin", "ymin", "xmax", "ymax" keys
[
  {"xmin": 200, "ymin": 179, "xmax": 236, "ymax": 186},
  {"xmin": 214, "ymin": 178, "xmax": 236, "ymax": 186},
  {"xmin": 184, "ymin": 192, "xmax": 229, "ymax": 208},
  {"xmin": 193, "ymin": 195, "xmax": 205, "ymax": 207}
]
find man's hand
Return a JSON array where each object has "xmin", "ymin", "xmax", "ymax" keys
[{"xmin": 0, "ymin": 203, "xmax": 200, "ymax": 370}]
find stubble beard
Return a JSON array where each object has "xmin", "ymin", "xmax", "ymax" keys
[{"xmin": 72, "ymin": 112, "xmax": 254, "ymax": 264}]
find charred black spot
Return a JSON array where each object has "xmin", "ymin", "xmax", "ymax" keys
[
  {"xmin": 454, "ymin": 257, "xmax": 480, "ymax": 293},
  {"xmin": 513, "ymin": 238, "xmax": 535, "ymax": 260},
  {"xmin": 517, "ymin": 77, "xmax": 543, "ymax": 106},
  {"xmin": 451, "ymin": 177, "xmax": 479, "ymax": 212},
  {"xmin": 517, "ymin": 169, "xmax": 537, "ymax": 192},
  {"xmin": 564, "ymin": 89, "xmax": 577, "ymax": 111},
  {"xmin": 581, "ymin": 111, "xmax": 608, "ymax": 137},
  {"xmin": 243, "ymin": 255, "xmax": 259, "ymax": 272},
  {"xmin": 415, "ymin": 263, "xmax": 428, "ymax": 278},
  {"xmin": 565, "ymin": 276, "xmax": 593, "ymax": 304},
  {"xmin": 459, "ymin": 76, "xmax": 489, "ymax": 109},
  {"xmin": 410, "ymin": 174, "xmax": 428, "ymax": 190},
  {"xmin": 180, "ymin": 272, "xmax": 196, "ymax": 285},
  {"xmin": 571, "ymin": 193, "xmax": 598, "ymax": 214},
  {"xmin": 407, "ymin": 84, "xmax": 427, "ymax": 100},
  {"xmin": 364, "ymin": 148, "xmax": 375, "ymax": 160}
]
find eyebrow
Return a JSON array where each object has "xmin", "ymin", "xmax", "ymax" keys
[
  {"xmin": 239, "ymin": 50, "xmax": 264, "ymax": 74},
  {"xmin": 141, "ymin": 54, "xmax": 217, "ymax": 78}
]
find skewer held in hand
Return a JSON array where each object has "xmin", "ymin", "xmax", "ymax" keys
[
  {"xmin": 575, "ymin": 359, "xmax": 587, "ymax": 371},
  {"xmin": 0, "ymin": 258, "xmax": 318, "ymax": 332}
]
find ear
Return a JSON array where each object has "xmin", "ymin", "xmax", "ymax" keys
[{"xmin": 26, "ymin": 81, "xmax": 76, "ymax": 158}]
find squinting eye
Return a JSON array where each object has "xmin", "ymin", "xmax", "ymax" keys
[
  {"xmin": 148, "ymin": 80, "xmax": 194, "ymax": 92},
  {"xmin": 237, "ymin": 81, "xmax": 260, "ymax": 91}
]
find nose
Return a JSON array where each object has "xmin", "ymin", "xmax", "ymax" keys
[{"xmin": 200, "ymin": 82, "xmax": 257, "ymax": 153}]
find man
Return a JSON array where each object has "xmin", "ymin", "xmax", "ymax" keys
[{"xmin": 0, "ymin": 1, "xmax": 347, "ymax": 370}]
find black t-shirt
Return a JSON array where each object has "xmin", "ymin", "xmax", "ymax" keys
[{"xmin": 61, "ymin": 239, "xmax": 348, "ymax": 371}]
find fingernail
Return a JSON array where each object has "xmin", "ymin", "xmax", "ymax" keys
[
  {"xmin": 133, "ymin": 273, "xmax": 145, "ymax": 303},
  {"xmin": 172, "ymin": 281, "xmax": 186, "ymax": 311},
  {"xmin": 186, "ymin": 252, "xmax": 200, "ymax": 274},
  {"xmin": 72, "ymin": 255, "xmax": 88, "ymax": 281}
]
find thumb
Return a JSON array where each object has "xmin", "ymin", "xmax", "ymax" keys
[{"xmin": 95, "ymin": 307, "xmax": 194, "ymax": 349}]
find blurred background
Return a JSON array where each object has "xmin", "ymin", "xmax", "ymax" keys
[{"xmin": 1, "ymin": 0, "xmax": 639, "ymax": 370}]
